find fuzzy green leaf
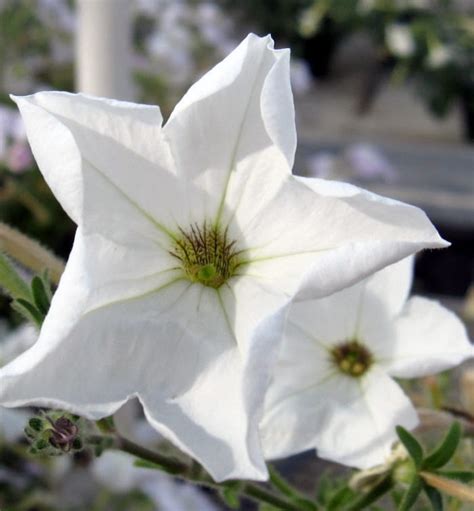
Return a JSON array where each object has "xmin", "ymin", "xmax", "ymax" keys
[
  {"xmin": 435, "ymin": 471, "xmax": 474, "ymax": 484},
  {"xmin": 11, "ymin": 298, "xmax": 43, "ymax": 327},
  {"xmin": 220, "ymin": 487, "xmax": 240, "ymax": 509},
  {"xmin": 344, "ymin": 476, "xmax": 393, "ymax": 511},
  {"xmin": 423, "ymin": 422, "xmax": 461, "ymax": 470},
  {"xmin": 31, "ymin": 274, "xmax": 51, "ymax": 315},
  {"xmin": 398, "ymin": 476, "xmax": 423, "ymax": 511},
  {"xmin": 396, "ymin": 426, "xmax": 424, "ymax": 469},
  {"xmin": 424, "ymin": 484, "xmax": 443, "ymax": 511}
]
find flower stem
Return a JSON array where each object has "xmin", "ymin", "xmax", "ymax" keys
[
  {"xmin": 112, "ymin": 433, "xmax": 305, "ymax": 511},
  {"xmin": 0, "ymin": 222, "xmax": 65, "ymax": 285},
  {"xmin": 115, "ymin": 435, "xmax": 189, "ymax": 475}
]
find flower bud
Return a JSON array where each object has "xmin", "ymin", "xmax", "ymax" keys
[{"xmin": 24, "ymin": 411, "xmax": 84, "ymax": 456}]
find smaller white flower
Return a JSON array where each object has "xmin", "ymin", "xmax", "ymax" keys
[
  {"xmin": 386, "ymin": 24, "xmax": 416, "ymax": 58},
  {"xmin": 261, "ymin": 257, "xmax": 474, "ymax": 469}
]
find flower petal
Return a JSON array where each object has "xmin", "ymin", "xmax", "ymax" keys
[
  {"xmin": 315, "ymin": 368, "xmax": 418, "ymax": 468},
  {"xmin": 263, "ymin": 366, "xmax": 418, "ymax": 468},
  {"xmin": 260, "ymin": 318, "xmax": 334, "ymax": 460},
  {"xmin": 235, "ymin": 176, "xmax": 446, "ymax": 300},
  {"xmin": 164, "ymin": 33, "xmax": 295, "ymax": 224},
  {"xmin": 12, "ymin": 92, "xmax": 190, "ymax": 245},
  {"xmin": 380, "ymin": 297, "xmax": 474, "ymax": 378},
  {"xmin": 0, "ymin": 232, "xmax": 280, "ymax": 481}
]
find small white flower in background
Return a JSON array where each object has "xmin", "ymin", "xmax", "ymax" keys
[
  {"xmin": 427, "ymin": 44, "xmax": 452, "ymax": 69},
  {"xmin": 386, "ymin": 24, "xmax": 416, "ymax": 58},
  {"xmin": 0, "ymin": 34, "xmax": 447, "ymax": 481},
  {"xmin": 261, "ymin": 257, "xmax": 474, "ymax": 469},
  {"xmin": 345, "ymin": 143, "xmax": 398, "ymax": 183},
  {"xmin": 93, "ymin": 451, "xmax": 218, "ymax": 511},
  {"xmin": 290, "ymin": 59, "xmax": 313, "ymax": 96}
]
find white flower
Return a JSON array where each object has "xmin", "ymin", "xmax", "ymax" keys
[
  {"xmin": 261, "ymin": 257, "xmax": 474, "ymax": 469},
  {"xmin": 386, "ymin": 24, "xmax": 416, "ymax": 58},
  {"xmin": 427, "ymin": 44, "xmax": 451, "ymax": 68},
  {"xmin": 0, "ymin": 34, "xmax": 446, "ymax": 481}
]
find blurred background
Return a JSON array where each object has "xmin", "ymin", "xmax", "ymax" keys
[{"xmin": 0, "ymin": 1, "xmax": 473, "ymax": 510}]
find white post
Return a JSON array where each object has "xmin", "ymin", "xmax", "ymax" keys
[{"xmin": 75, "ymin": 0, "xmax": 134, "ymax": 100}]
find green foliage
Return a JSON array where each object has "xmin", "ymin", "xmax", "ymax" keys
[
  {"xmin": 422, "ymin": 422, "xmax": 462, "ymax": 470},
  {"xmin": 344, "ymin": 476, "xmax": 393, "ymax": 511},
  {"xmin": 396, "ymin": 426, "xmax": 424, "ymax": 469},
  {"xmin": 393, "ymin": 423, "xmax": 474, "ymax": 510},
  {"xmin": 0, "ymin": 251, "xmax": 32, "ymax": 301},
  {"xmin": 9, "ymin": 270, "xmax": 52, "ymax": 327},
  {"xmin": 220, "ymin": 484, "xmax": 241, "ymax": 509},
  {"xmin": 424, "ymin": 484, "xmax": 444, "ymax": 511},
  {"xmin": 398, "ymin": 475, "xmax": 423, "ymax": 511}
]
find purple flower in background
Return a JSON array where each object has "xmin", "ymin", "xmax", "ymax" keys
[
  {"xmin": 345, "ymin": 143, "xmax": 398, "ymax": 183},
  {"xmin": 7, "ymin": 141, "xmax": 33, "ymax": 173}
]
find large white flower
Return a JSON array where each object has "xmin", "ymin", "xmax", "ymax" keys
[
  {"xmin": 0, "ymin": 34, "xmax": 446, "ymax": 481},
  {"xmin": 261, "ymin": 257, "xmax": 474, "ymax": 469}
]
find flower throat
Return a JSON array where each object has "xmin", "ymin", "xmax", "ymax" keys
[
  {"xmin": 331, "ymin": 340, "xmax": 373, "ymax": 378},
  {"xmin": 171, "ymin": 223, "xmax": 241, "ymax": 288}
]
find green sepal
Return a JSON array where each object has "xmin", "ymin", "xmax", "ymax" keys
[
  {"xmin": 434, "ymin": 470, "xmax": 474, "ymax": 483},
  {"xmin": 396, "ymin": 426, "xmax": 424, "ymax": 469},
  {"xmin": 31, "ymin": 274, "xmax": 51, "ymax": 315},
  {"xmin": 11, "ymin": 298, "xmax": 43, "ymax": 327},
  {"xmin": 398, "ymin": 475, "xmax": 423, "ymax": 511},
  {"xmin": 424, "ymin": 483, "xmax": 443, "ymax": 511},
  {"xmin": 0, "ymin": 251, "xmax": 31, "ymax": 300},
  {"xmin": 422, "ymin": 422, "xmax": 461, "ymax": 470}
]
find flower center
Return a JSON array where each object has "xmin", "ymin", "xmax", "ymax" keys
[
  {"xmin": 171, "ymin": 223, "xmax": 240, "ymax": 288},
  {"xmin": 330, "ymin": 340, "xmax": 373, "ymax": 377}
]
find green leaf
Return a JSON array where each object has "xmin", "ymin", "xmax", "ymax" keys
[
  {"xmin": 220, "ymin": 486, "xmax": 240, "ymax": 509},
  {"xmin": 327, "ymin": 486, "xmax": 354, "ymax": 511},
  {"xmin": 435, "ymin": 471, "xmax": 474, "ymax": 484},
  {"xmin": 0, "ymin": 251, "xmax": 31, "ymax": 300},
  {"xmin": 134, "ymin": 459, "xmax": 172, "ymax": 471},
  {"xmin": 396, "ymin": 426, "xmax": 424, "ymax": 469},
  {"xmin": 398, "ymin": 476, "xmax": 423, "ymax": 511},
  {"xmin": 291, "ymin": 497, "xmax": 318, "ymax": 511},
  {"xmin": 11, "ymin": 298, "xmax": 43, "ymax": 327},
  {"xmin": 423, "ymin": 422, "xmax": 461, "ymax": 470},
  {"xmin": 424, "ymin": 484, "xmax": 443, "ymax": 511},
  {"xmin": 344, "ymin": 476, "xmax": 393, "ymax": 511},
  {"xmin": 31, "ymin": 275, "xmax": 51, "ymax": 315}
]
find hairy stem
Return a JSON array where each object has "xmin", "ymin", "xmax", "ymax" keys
[
  {"xmin": 113, "ymin": 433, "xmax": 305, "ymax": 511},
  {"xmin": 0, "ymin": 222, "xmax": 65, "ymax": 285}
]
